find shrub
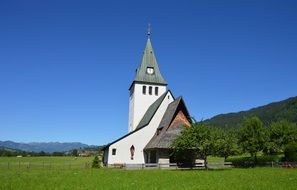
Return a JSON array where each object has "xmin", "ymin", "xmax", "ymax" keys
[
  {"xmin": 226, "ymin": 155, "xmax": 282, "ymax": 167},
  {"xmin": 92, "ymin": 156, "xmax": 101, "ymax": 168},
  {"xmin": 284, "ymin": 142, "xmax": 297, "ymax": 162}
]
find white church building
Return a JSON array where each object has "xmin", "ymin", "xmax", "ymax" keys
[{"xmin": 103, "ymin": 31, "xmax": 192, "ymax": 167}]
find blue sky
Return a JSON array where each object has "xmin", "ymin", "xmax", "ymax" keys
[{"xmin": 0, "ymin": 0, "xmax": 296, "ymax": 145}]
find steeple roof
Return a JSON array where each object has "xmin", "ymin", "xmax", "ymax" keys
[{"xmin": 132, "ymin": 36, "xmax": 167, "ymax": 86}]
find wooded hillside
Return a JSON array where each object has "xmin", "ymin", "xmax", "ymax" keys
[{"xmin": 205, "ymin": 96, "xmax": 297, "ymax": 128}]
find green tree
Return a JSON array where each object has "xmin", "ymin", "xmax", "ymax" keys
[
  {"xmin": 172, "ymin": 123, "xmax": 215, "ymax": 169},
  {"xmin": 52, "ymin": 152, "xmax": 64, "ymax": 156},
  {"xmin": 92, "ymin": 155, "xmax": 101, "ymax": 168},
  {"xmin": 215, "ymin": 129, "xmax": 239, "ymax": 161},
  {"xmin": 38, "ymin": 151, "xmax": 48, "ymax": 156},
  {"xmin": 265, "ymin": 120, "xmax": 297, "ymax": 154},
  {"xmin": 284, "ymin": 142, "xmax": 297, "ymax": 161},
  {"xmin": 238, "ymin": 116, "xmax": 268, "ymax": 163},
  {"xmin": 72, "ymin": 149, "xmax": 78, "ymax": 157}
]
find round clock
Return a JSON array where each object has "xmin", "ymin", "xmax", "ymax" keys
[{"xmin": 146, "ymin": 67, "xmax": 154, "ymax": 74}]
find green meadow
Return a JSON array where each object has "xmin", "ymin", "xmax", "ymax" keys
[
  {"xmin": 1, "ymin": 157, "xmax": 297, "ymax": 190},
  {"xmin": 0, "ymin": 156, "xmax": 93, "ymax": 170}
]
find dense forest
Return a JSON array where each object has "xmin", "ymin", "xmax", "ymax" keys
[{"xmin": 205, "ymin": 96, "xmax": 297, "ymax": 128}]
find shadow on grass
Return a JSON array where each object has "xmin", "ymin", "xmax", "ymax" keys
[{"xmin": 168, "ymin": 167, "xmax": 233, "ymax": 172}]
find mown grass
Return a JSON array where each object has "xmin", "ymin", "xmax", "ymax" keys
[
  {"xmin": 1, "ymin": 157, "xmax": 297, "ymax": 189},
  {"xmin": 1, "ymin": 167, "xmax": 297, "ymax": 189}
]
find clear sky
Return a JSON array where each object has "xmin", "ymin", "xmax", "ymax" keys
[{"xmin": 0, "ymin": 0, "xmax": 296, "ymax": 145}]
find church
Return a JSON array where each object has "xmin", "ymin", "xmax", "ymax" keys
[{"xmin": 103, "ymin": 30, "xmax": 192, "ymax": 167}]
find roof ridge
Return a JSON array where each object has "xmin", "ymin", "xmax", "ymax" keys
[{"xmin": 157, "ymin": 96, "xmax": 188, "ymax": 130}]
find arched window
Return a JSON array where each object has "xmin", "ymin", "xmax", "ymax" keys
[
  {"xmin": 155, "ymin": 87, "xmax": 158, "ymax": 96},
  {"xmin": 142, "ymin": 86, "xmax": 146, "ymax": 94},
  {"xmin": 130, "ymin": 145, "xmax": 135, "ymax": 160},
  {"xmin": 149, "ymin": 86, "xmax": 152, "ymax": 95}
]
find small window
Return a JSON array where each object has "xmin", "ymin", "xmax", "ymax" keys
[
  {"xmin": 112, "ymin": 148, "xmax": 116, "ymax": 155},
  {"xmin": 155, "ymin": 87, "xmax": 158, "ymax": 96},
  {"xmin": 142, "ymin": 86, "xmax": 146, "ymax": 94},
  {"xmin": 149, "ymin": 86, "xmax": 152, "ymax": 95}
]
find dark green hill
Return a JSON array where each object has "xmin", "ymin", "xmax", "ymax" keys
[{"xmin": 205, "ymin": 96, "xmax": 297, "ymax": 128}]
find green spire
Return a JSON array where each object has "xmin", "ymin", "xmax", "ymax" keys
[{"xmin": 133, "ymin": 30, "xmax": 167, "ymax": 85}]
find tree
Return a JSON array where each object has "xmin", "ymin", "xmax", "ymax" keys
[
  {"xmin": 38, "ymin": 151, "xmax": 48, "ymax": 156},
  {"xmin": 238, "ymin": 116, "xmax": 268, "ymax": 163},
  {"xmin": 52, "ymin": 152, "xmax": 64, "ymax": 156},
  {"xmin": 92, "ymin": 156, "xmax": 101, "ymax": 168},
  {"xmin": 215, "ymin": 129, "xmax": 239, "ymax": 161},
  {"xmin": 265, "ymin": 120, "xmax": 297, "ymax": 154},
  {"xmin": 172, "ymin": 122, "xmax": 215, "ymax": 169},
  {"xmin": 284, "ymin": 142, "xmax": 297, "ymax": 162},
  {"xmin": 72, "ymin": 149, "xmax": 78, "ymax": 157}
]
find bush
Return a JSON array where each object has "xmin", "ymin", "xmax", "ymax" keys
[
  {"xmin": 284, "ymin": 143, "xmax": 297, "ymax": 162},
  {"xmin": 92, "ymin": 156, "xmax": 101, "ymax": 168},
  {"xmin": 226, "ymin": 155, "xmax": 282, "ymax": 167},
  {"xmin": 226, "ymin": 155, "xmax": 280, "ymax": 162}
]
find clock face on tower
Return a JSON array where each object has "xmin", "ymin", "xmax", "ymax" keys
[{"xmin": 146, "ymin": 67, "xmax": 154, "ymax": 75}]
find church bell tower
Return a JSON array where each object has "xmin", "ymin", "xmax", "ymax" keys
[{"xmin": 128, "ymin": 27, "xmax": 167, "ymax": 132}]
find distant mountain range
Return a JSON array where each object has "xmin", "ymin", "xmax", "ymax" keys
[
  {"xmin": 0, "ymin": 141, "xmax": 89, "ymax": 153},
  {"xmin": 205, "ymin": 96, "xmax": 297, "ymax": 128}
]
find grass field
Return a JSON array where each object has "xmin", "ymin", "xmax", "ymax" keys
[
  {"xmin": 0, "ymin": 156, "xmax": 93, "ymax": 163},
  {"xmin": 1, "ymin": 157, "xmax": 297, "ymax": 190},
  {"xmin": 0, "ymin": 156, "xmax": 93, "ymax": 169}
]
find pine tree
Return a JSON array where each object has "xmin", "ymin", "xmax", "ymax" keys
[{"xmin": 92, "ymin": 156, "xmax": 101, "ymax": 168}]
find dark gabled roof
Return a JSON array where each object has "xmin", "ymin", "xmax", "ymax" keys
[
  {"xmin": 144, "ymin": 97, "xmax": 191, "ymax": 150},
  {"xmin": 103, "ymin": 91, "xmax": 172, "ymax": 149},
  {"xmin": 136, "ymin": 91, "xmax": 171, "ymax": 129},
  {"xmin": 132, "ymin": 37, "xmax": 167, "ymax": 86},
  {"xmin": 157, "ymin": 97, "xmax": 181, "ymax": 130}
]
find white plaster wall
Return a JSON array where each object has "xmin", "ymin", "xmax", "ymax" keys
[
  {"xmin": 108, "ymin": 91, "xmax": 173, "ymax": 165},
  {"xmin": 128, "ymin": 91, "xmax": 134, "ymax": 132},
  {"xmin": 128, "ymin": 83, "xmax": 166, "ymax": 132}
]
